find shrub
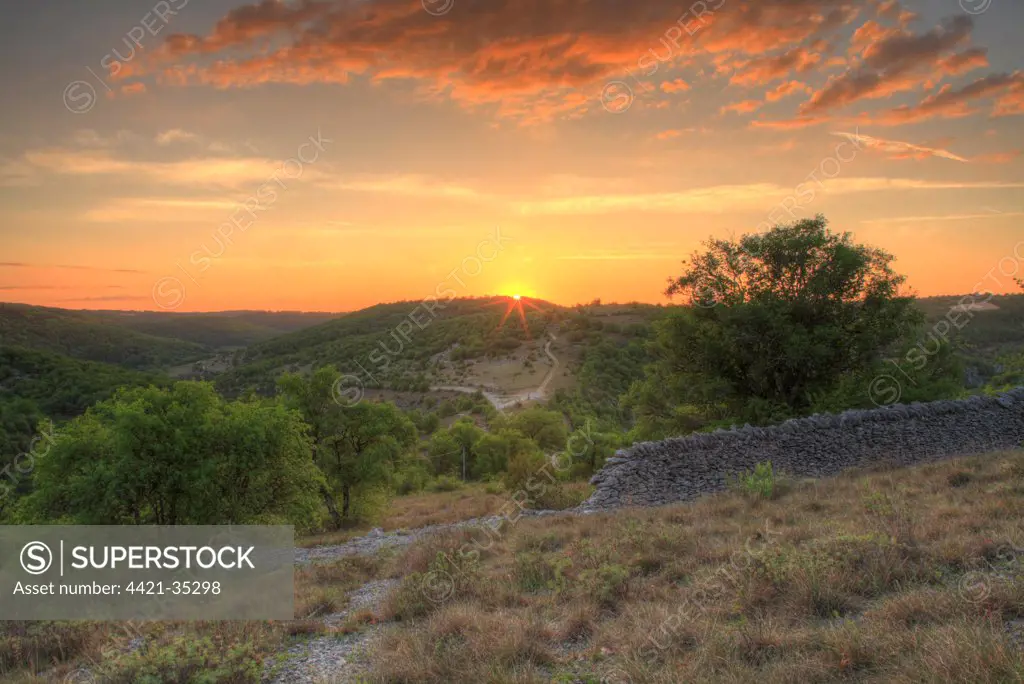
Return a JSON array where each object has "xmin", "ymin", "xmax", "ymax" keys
[
  {"xmin": 579, "ymin": 563, "xmax": 631, "ymax": 608},
  {"xmin": 532, "ymin": 482, "xmax": 593, "ymax": 510},
  {"xmin": 430, "ymin": 475, "xmax": 463, "ymax": 492},
  {"xmin": 947, "ymin": 471, "xmax": 971, "ymax": 488},
  {"xmin": 98, "ymin": 634, "xmax": 267, "ymax": 684},
  {"xmin": 502, "ymin": 450, "xmax": 549, "ymax": 498},
  {"xmin": 729, "ymin": 461, "xmax": 779, "ymax": 500}
]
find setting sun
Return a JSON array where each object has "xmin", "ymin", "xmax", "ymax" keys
[{"xmin": 513, "ymin": 294, "xmax": 521, "ymax": 300}]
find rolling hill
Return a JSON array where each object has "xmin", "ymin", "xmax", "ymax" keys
[{"xmin": 0, "ymin": 303, "xmax": 340, "ymax": 371}]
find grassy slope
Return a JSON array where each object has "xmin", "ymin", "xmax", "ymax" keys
[
  {"xmin": 369, "ymin": 451, "xmax": 1024, "ymax": 683},
  {"xmin": 9, "ymin": 450, "xmax": 1022, "ymax": 682}
]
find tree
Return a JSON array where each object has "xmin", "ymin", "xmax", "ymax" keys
[
  {"xmin": 22, "ymin": 383, "xmax": 323, "ymax": 527},
  {"xmin": 472, "ymin": 428, "xmax": 538, "ymax": 479},
  {"xmin": 332, "ymin": 401, "xmax": 416, "ymax": 517},
  {"xmin": 508, "ymin": 407, "xmax": 567, "ymax": 452},
  {"xmin": 427, "ymin": 431, "xmax": 461, "ymax": 476},
  {"xmin": 630, "ymin": 216, "xmax": 934, "ymax": 435},
  {"xmin": 278, "ymin": 366, "xmax": 416, "ymax": 523}
]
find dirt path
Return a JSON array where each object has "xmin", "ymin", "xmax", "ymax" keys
[
  {"xmin": 278, "ymin": 509, "xmax": 577, "ymax": 682},
  {"xmin": 266, "ymin": 579, "xmax": 398, "ymax": 684},
  {"xmin": 430, "ymin": 333, "xmax": 560, "ymax": 412}
]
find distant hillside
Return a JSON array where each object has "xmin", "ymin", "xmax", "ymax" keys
[
  {"xmin": 917, "ymin": 294, "xmax": 1024, "ymax": 353},
  {"xmin": 0, "ymin": 303, "xmax": 340, "ymax": 371},
  {"xmin": 92, "ymin": 309, "xmax": 341, "ymax": 348},
  {"xmin": 217, "ymin": 297, "xmax": 567, "ymax": 395},
  {"xmin": 0, "ymin": 303, "xmax": 206, "ymax": 370}
]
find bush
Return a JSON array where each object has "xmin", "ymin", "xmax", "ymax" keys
[
  {"xmin": 98, "ymin": 634, "xmax": 268, "ymax": 684},
  {"xmin": 430, "ymin": 475, "xmax": 463, "ymax": 493},
  {"xmin": 502, "ymin": 451, "xmax": 549, "ymax": 500},
  {"xmin": 729, "ymin": 461, "xmax": 780, "ymax": 500},
  {"xmin": 532, "ymin": 482, "xmax": 593, "ymax": 510},
  {"xmin": 947, "ymin": 471, "xmax": 971, "ymax": 488},
  {"xmin": 393, "ymin": 461, "xmax": 432, "ymax": 495}
]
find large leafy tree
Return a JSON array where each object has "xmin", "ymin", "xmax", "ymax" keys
[
  {"xmin": 21, "ymin": 382, "xmax": 323, "ymax": 527},
  {"xmin": 507, "ymin": 407, "xmax": 568, "ymax": 452},
  {"xmin": 278, "ymin": 366, "xmax": 415, "ymax": 523},
  {"xmin": 628, "ymin": 216, "xmax": 944, "ymax": 437}
]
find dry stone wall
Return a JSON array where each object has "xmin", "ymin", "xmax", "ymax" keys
[{"xmin": 583, "ymin": 388, "xmax": 1024, "ymax": 510}]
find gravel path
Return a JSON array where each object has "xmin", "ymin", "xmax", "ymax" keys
[
  {"xmin": 266, "ymin": 579, "xmax": 399, "ymax": 684},
  {"xmin": 276, "ymin": 510, "xmax": 578, "ymax": 682}
]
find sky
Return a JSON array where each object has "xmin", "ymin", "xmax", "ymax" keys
[{"xmin": 1, "ymin": 0, "xmax": 1022, "ymax": 312}]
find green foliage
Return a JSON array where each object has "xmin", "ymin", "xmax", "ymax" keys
[
  {"xmin": 630, "ymin": 216, "xmax": 947, "ymax": 437},
  {"xmin": 278, "ymin": 366, "xmax": 416, "ymax": 523},
  {"xmin": 0, "ymin": 304, "xmax": 206, "ymax": 370},
  {"xmin": 392, "ymin": 460, "xmax": 433, "ymax": 495},
  {"xmin": 216, "ymin": 297, "xmax": 559, "ymax": 396},
  {"xmin": 0, "ymin": 347, "xmax": 167, "ymax": 477},
  {"xmin": 578, "ymin": 562, "xmax": 631, "ymax": 608},
  {"xmin": 563, "ymin": 424, "xmax": 618, "ymax": 478},
  {"xmin": 430, "ymin": 475, "xmax": 463, "ymax": 492},
  {"xmin": 98, "ymin": 633, "xmax": 266, "ymax": 683},
  {"xmin": 21, "ymin": 382, "xmax": 324, "ymax": 528},
  {"xmin": 427, "ymin": 431, "xmax": 462, "ymax": 477},
  {"xmin": 986, "ymin": 349, "xmax": 1024, "ymax": 392},
  {"xmin": 508, "ymin": 407, "xmax": 567, "ymax": 452},
  {"xmin": 502, "ymin": 450, "xmax": 549, "ymax": 495},
  {"xmin": 408, "ymin": 409, "xmax": 440, "ymax": 435},
  {"xmin": 471, "ymin": 428, "xmax": 538, "ymax": 479},
  {"xmin": 729, "ymin": 462, "xmax": 779, "ymax": 500}
]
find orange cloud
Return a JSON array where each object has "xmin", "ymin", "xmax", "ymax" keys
[
  {"xmin": 125, "ymin": 0, "xmax": 866, "ymax": 121},
  {"xmin": 801, "ymin": 15, "xmax": 975, "ymax": 115},
  {"xmin": 721, "ymin": 99, "xmax": 763, "ymax": 115},
  {"xmin": 831, "ymin": 131, "xmax": 968, "ymax": 161},
  {"xmin": 873, "ymin": 72, "xmax": 1024, "ymax": 125},
  {"xmin": 660, "ymin": 78, "xmax": 690, "ymax": 93},
  {"xmin": 766, "ymin": 80, "xmax": 811, "ymax": 101},
  {"xmin": 729, "ymin": 43, "xmax": 824, "ymax": 86},
  {"xmin": 938, "ymin": 47, "xmax": 989, "ymax": 76},
  {"xmin": 749, "ymin": 115, "xmax": 829, "ymax": 130}
]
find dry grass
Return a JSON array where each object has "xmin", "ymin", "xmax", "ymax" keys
[
  {"xmin": 5, "ymin": 451, "xmax": 1023, "ymax": 682},
  {"xmin": 365, "ymin": 450, "xmax": 1024, "ymax": 683},
  {"xmin": 296, "ymin": 484, "xmax": 514, "ymax": 548}
]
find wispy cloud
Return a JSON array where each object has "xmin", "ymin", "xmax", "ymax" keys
[
  {"xmin": 0, "ymin": 263, "xmax": 146, "ymax": 274},
  {"xmin": 517, "ymin": 178, "xmax": 1024, "ymax": 216},
  {"xmin": 83, "ymin": 197, "xmax": 240, "ymax": 223},
  {"xmin": 862, "ymin": 211, "xmax": 1024, "ymax": 224},
  {"xmin": 322, "ymin": 174, "xmax": 491, "ymax": 201},
  {"xmin": 0, "ymin": 285, "xmax": 126, "ymax": 291},
  {"xmin": 556, "ymin": 252, "xmax": 676, "ymax": 261},
  {"xmin": 155, "ymin": 129, "xmax": 200, "ymax": 146},
  {"xmin": 55, "ymin": 295, "xmax": 150, "ymax": 303},
  {"xmin": 21, "ymin": 148, "xmax": 307, "ymax": 189},
  {"xmin": 832, "ymin": 131, "xmax": 969, "ymax": 162}
]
